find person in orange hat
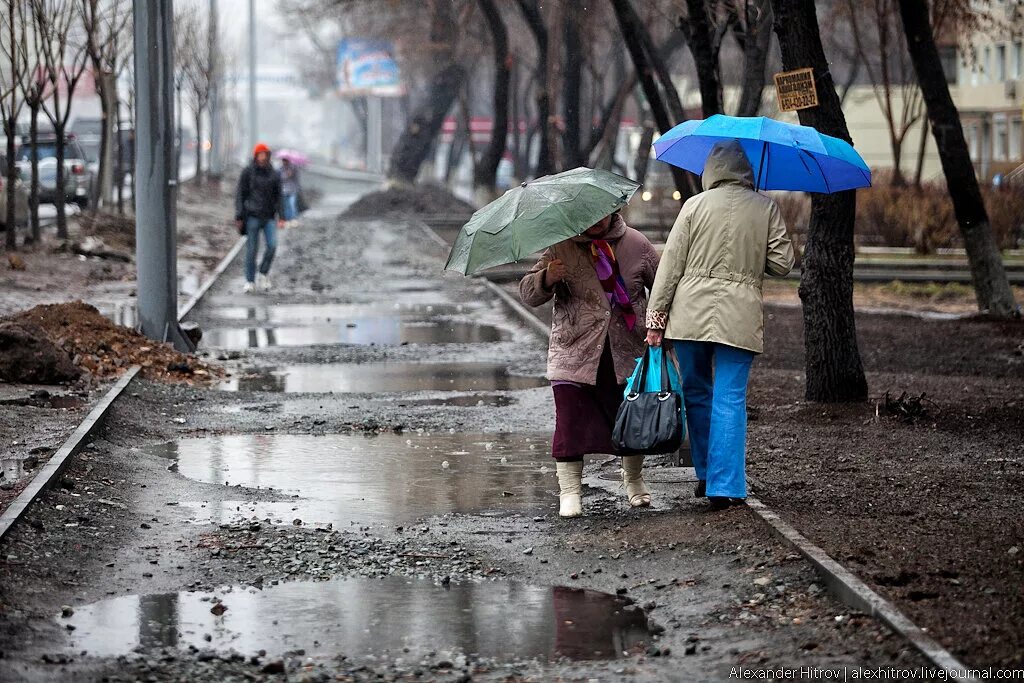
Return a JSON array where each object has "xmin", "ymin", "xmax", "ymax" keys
[{"xmin": 235, "ymin": 142, "xmax": 284, "ymax": 293}]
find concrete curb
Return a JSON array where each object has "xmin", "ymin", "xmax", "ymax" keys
[
  {"xmin": 2, "ymin": 227, "xmax": 242, "ymax": 544},
  {"xmin": 178, "ymin": 236, "xmax": 246, "ymax": 320},
  {"xmin": 745, "ymin": 496, "xmax": 972, "ymax": 676},
  {"xmin": 0, "ymin": 366, "xmax": 140, "ymax": 543}
]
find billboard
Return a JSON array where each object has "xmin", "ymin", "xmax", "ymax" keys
[{"xmin": 336, "ymin": 39, "xmax": 404, "ymax": 97}]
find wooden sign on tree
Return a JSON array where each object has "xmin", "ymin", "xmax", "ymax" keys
[{"xmin": 774, "ymin": 67, "xmax": 819, "ymax": 112}]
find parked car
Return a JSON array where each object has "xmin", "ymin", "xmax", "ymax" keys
[
  {"xmin": 0, "ymin": 154, "xmax": 30, "ymax": 231},
  {"xmin": 15, "ymin": 133, "xmax": 95, "ymax": 209}
]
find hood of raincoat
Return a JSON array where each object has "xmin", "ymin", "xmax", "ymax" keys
[{"xmin": 701, "ymin": 139, "xmax": 754, "ymax": 192}]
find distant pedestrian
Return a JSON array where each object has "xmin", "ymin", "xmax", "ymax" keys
[
  {"xmin": 520, "ymin": 211, "xmax": 660, "ymax": 518},
  {"xmin": 646, "ymin": 140, "xmax": 795, "ymax": 510},
  {"xmin": 235, "ymin": 142, "xmax": 283, "ymax": 293},
  {"xmin": 279, "ymin": 157, "xmax": 301, "ymax": 226}
]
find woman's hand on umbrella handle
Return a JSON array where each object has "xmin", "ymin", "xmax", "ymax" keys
[
  {"xmin": 646, "ymin": 329, "xmax": 664, "ymax": 347},
  {"xmin": 544, "ymin": 259, "xmax": 567, "ymax": 288}
]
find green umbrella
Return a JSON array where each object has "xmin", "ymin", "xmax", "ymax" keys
[{"xmin": 443, "ymin": 167, "xmax": 641, "ymax": 275}]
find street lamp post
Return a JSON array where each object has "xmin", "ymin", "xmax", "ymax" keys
[{"xmin": 133, "ymin": 0, "xmax": 194, "ymax": 352}]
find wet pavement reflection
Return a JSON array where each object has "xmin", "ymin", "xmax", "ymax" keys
[
  {"xmin": 219, "ymin": 363, "xmax": 547, "ymax": 393},
  {"xmin": 155, "ymin": 432, "xmax": 555, "ymax": 526},
  {"xmin": 207, "ymin": 302, "xmax": 478, "ymax": 323},
  {"xmin": 201, "ymin": 319, "xmax": 508, "ymax": 349},
  {"xmin": 62, "ymin": 577, "xmax": 650, "ymax": 661}
]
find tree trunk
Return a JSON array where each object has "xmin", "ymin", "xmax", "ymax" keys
[
  {"xmin": 115, "ymin": 98, "xmax": 125, "ymax": 215},
  {"xmin": 632, "ymin": 122, "xmax": 655, "ymax": 185},
  {"xmin": 610, "ymin": 0, "xmax": 694, "ymax": 202},
  {"xmin": 517, "ymin": 0, "xmax": 555, "ymax": 176},
  {"xmin": 474, "ymin": 0, "xmax": 510, "ymax": 191},
  {"xmin": 561, "ymin": 1, "xmax": 584, "ymax": 168},
  {"xmin": 913, "ymin": 116, "xmax": 928, "ymax": 188},
  {"xmin": 735, "ymin": 0, "xmax": 772, "ymax": 117},
  {"xmin": 389, "ymin": 63, "xmax": 467, "ymax": 184},
  {"xmin": 898, "ymin": 0, "xmax": 1019, "ymax": 317},
  {"xmin": 54, "ymin": 121, "xmax": 68, "ymax": 240},
  {"xmin": 685, "ymin": 0, "xmax": 724, "ymax": 117},
  {"xmin": 772, "ymin": 0, "xmax": 868, "ymax": 402},
  {"xmin": 29, "ymin": 104, "xmax": 41, "ymax": 241},
  {"xmin": 94, "ymin": 71, "xmax": 117, "ymax": 208},
  {"xmin": 5, "ymin": 118, "xmax": 17, "ymax": 250},
  {"xmin": 195, "ymin": 108, "xmax": 203, "ymax": 181}
]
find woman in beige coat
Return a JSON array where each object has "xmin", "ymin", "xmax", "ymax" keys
[
  {"xmin": 646, "ymin": 140, "xmax": 795, "ymax": 510},
  {"xmin": 520, "ymin": 212, "xmax": 659, "ymax": 517}
]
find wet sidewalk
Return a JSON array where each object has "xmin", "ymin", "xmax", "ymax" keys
[{"xmin": 0, "ymin": 185, "xmax": 927, "ymax": 682}]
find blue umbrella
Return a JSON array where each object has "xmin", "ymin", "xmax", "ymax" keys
[{"xmin": 653, "ymin": 114, "xmax": 871, "ymax": 193}]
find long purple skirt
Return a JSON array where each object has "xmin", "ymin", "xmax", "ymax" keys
[{"xmin": 551, "ymin": 340, "xmax": 625, "ymax": 461}]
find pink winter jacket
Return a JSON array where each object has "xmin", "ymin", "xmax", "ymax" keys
[{"xmin": 519, "ymin": 214, "xmax": 660, "ymax": 385}]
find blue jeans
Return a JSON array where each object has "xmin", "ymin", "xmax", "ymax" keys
[
  {"xmin": 244, "ymin": 217, "xmax": 277, "ymax": 283},
  {"xmin": 282, "ymin": 193, "xmax": 298, "ymax": 221},
  {"xmin": 673, "ymin": 341, "xmax": 755, "ymax": 499}
]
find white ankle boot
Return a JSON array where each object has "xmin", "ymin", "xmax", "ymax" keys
[
  {"xmin": 555, "ymin": 461, "xmax": 583, "ymax": 518},
  {"xmin": 621, "ymin": 455, "xmax": 651, "ymax": 507}
]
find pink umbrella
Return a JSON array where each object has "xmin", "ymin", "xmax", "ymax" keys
[{"xmin": 276, "ymin": 149, "xmax": 310, "ymax": 166}]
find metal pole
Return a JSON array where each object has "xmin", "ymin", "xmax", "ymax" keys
[
  {"xmin": 133, "ymin": 0, "xmax": 194, "ymax": 352},
  {"xmin": 247, "ymin": 0, "xmax": 257, "ymax": 151},
  {"xmin": 367, "ymin": 96, "xmax": 383, "ymax": 173},
  {"xmin": 208, "ymin": 0, "xmax": 221, "ymax": 177}
]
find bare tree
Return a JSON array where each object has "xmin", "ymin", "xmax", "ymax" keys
[
  {"xmin": 772, "ymin": 0, "xmax": 868, "ymax": 402},
  {"xmin": 473, "ymin": 0, "xmax": 510, "ymax": 192},
  {"xmin": 898, "ymin": 0, "xmax": 1019, "ymax": 318},
  {"xmin": 17, "ymin": 10, "xmax": 50, "ymax": 243},
  {"xmin": 516, "ymin": 0, "xmax": 555, "ymax": 177},
  {"xmin": 610, "ymin": 0, "xmax": 695, "ymax": 201},
  {"xmin": 1, "ymin": 0, "xmax": 30, "ymax": 249},
  {"xmin": 731, "ymin": 0, "xmax": 773, "ymax": 117},
  {"xmin": 175, "ymin": 7, "xmax": 214, "ymax": 181},
  {"xmin": 81, "ymin": 0, "xmax": 131, "ymax": 208},
  {"xmin": 32, "ymin": 0, "xmax": 89, "ymax": 239},
  {"xmin": 836, "ymin": 0, "xmax": 924, "ymax": 186}
]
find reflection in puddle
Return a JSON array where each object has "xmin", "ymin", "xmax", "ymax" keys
[
  {"xmin": 207, "ymin": 302, "xmax": 477, "ymax": 323},
  {"xmin": 202, "ymin": 320, "xmax": 508, "ymax": 349},
  {"xmin": 156, "ymin": 432, "xmax": 554, "ymax": 526},
  {"xmin": 2, "ymin": 457, "xmax": 33, "ymax": 482},
  {"xmin": 219, "ymin": 363, "xmax": 547, "ymax": 393},
  {"xmin": 62, "ymin": 578, "xmax": 650, "ymax": 661},
  {"xmin": 396, "ymin": 394, "xmax": 516, "ymax": 408}
]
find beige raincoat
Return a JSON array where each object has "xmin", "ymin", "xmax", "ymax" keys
[{"xmin": 647, "ymin": 140, "xmax": 795, "ymax": 353}]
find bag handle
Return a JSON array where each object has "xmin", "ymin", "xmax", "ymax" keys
[
  {"xmin": 628, "ymin": 345, "xmax": 651, "ymax": 398},
  {"xmin": 658, "ymin": 343, "xmax": 671, "ymax": 396}
]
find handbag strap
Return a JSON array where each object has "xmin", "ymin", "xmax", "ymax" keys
[
  {"xmin": 659, "ymin": 343, "xmax": 671, "ymax": 395},
  {"xmin": 630, "ymin": 345, "xmax": 651, "ymax": 397}
]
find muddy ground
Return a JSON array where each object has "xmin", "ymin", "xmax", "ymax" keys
[
  {"xmin": 0, "ymin": 184, "xmax": 930, "ymax": 682},
  {"xmin": 0, "ymin": 180, "xmax": 237, "ymax": 524},
  {"xmin": 504, "ymin": 245, "xmax": 1024, "ymax": 669}
]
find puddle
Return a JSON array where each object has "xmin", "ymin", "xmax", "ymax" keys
[
  {"xmin": 219, "ymin": 363, "xmax": 547, "ymax": 393},
  {"xmin": 61, "ymin": 577, "xmax": 650, "ymax": 661},
  {"xmin": 206, "ymin": 302, "xmax": 477, "ymax": 323},
  {"xmin": 396, "ymin": 395, "xmax": 516, "ymax": 408},
  {"xmin": 154, "ymin": 432, "xmax": 554, "ymax": 526},
  {"xmin": 2, "ymin": 457, "xmax": 33, "ymax": 483},
  {"xmin": 201, "ymin": 320, "xmax": 508, "ymax": 349}
]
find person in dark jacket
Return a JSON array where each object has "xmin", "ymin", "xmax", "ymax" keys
[{"xmin": 235, "ymin": 142, "xmax": 283, "ymax": 293}]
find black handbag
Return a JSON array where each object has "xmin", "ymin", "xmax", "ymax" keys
[{"xmin": 612, "ymin": 346, "xmax": 684, "ymax": 455}]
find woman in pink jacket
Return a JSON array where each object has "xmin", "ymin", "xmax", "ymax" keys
[{"xmin": 520, "ymin": 212, "xmax": 660, "ymax": 517}]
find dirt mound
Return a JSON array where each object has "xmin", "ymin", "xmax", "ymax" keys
[
  {"xmin": 78, "ymin": 211, "xmax": 136, "ymax": 253},
  {"xmin": 1, "ymin": 302, "xmax": 221, "ymax": 384},
  {"xmin": 345, "ymin": 183, "xmax": 475, "ymax": 219},
  {"xmin": 0, "ymin": 320, "xmax": 81, "ymax": 384}
]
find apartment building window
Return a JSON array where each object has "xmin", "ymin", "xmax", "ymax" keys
[
  {"xmin": 1015, "ymin": 41, "xmax": 1023, "ymax": 80},
  {"xmin": 1011, "ymin": 118, "xmax": 1023, "ymax": 161},
  {"xmin": 984, "ymin": 46, "xmax": 992, "ymax": 82},
  {"xmin": 939, "ymin": 45, "xmax": 958, "ymax": 84},
  {"xmin": 997, "ymin": 44, "xmax": 1007, "ymax": 81},
  {"xmin": 967, "ymin": 124, "xmax": 980, "ymax": 160},
  {"xmin": 994, "ymin": 116, "xmax": 1009, "ymax": 161}
]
